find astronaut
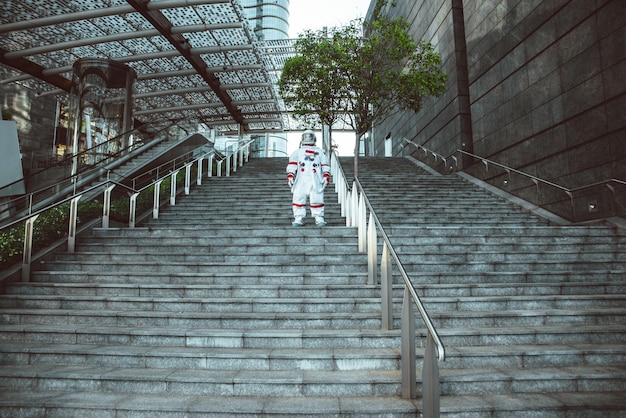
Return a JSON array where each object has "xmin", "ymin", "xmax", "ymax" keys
[{"xmin": 286, "ymin": 130, "xmax": 331, "ymax": 227}]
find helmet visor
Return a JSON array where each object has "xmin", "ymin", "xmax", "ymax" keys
[{"xmin": 301, "ymin": 133, "xmax": 316, "ymax": 144}]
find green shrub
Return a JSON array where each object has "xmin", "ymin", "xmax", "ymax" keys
[{"xmin": 1, "ymin": 166, "xmax": 202, "ymax": 271}]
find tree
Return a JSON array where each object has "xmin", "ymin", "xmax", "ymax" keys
[{"xmin": 278, "ymin": 0, "xmax": 447, "ymax": 176}]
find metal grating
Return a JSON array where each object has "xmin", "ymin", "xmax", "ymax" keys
[{"xmin": 0, "ymin": 0, "xmax": 287, "ymax": 133}]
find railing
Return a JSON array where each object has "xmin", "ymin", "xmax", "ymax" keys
[
  {"xmin": 1, "ymin": 139, "xmax": 253, "ymax": 283},
  {"xmin": 403, "ymin": 139, "xmax": 626, "ymax": 223},
  {"xmin": 0, "ymin": 124, "xmax": 173, "ymax": 223},
  {"xmin": 330, "ymin": 153, "xmax": 445, "ymax": 417}
]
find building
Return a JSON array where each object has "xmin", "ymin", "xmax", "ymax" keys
[
  {"xmin": 240, "ymin": 0, "xmax": 290, "ymax": 41},
  {"xmin": 369, "ymin": 0, "xmax": 624, "ymax": 223},
  {"xmin": 240, "ymin": 0, "xmax": 291, "ymax": 157}
]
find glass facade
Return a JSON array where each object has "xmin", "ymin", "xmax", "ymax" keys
[
  {"xmin": 240, "ymin": 0, "xmax": 290, "ymax": 157},
  {"xmin": 240, "ymin": 0, "xmax": 290, "ymax": 41}
]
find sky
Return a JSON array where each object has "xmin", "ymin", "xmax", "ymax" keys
[
  {"xmin": 288, "ymin": 0, "xmax": 373, "ymax": 38},
  {"xmin": 285, "ymin": 0, "xmax": 373, "ymax": 155}
]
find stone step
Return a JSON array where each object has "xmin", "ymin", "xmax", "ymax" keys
[
  {"xmin": 1, "ymin": 389, "xmax": 624, "ymax": 417},
  {"xmin": 402, "ymin": 259, "xmax": 623, "ymax": 272},
  {"xmin": 0, "ymin": 341, "xmax": 621, "ymax": 372},
  {"xmin": 89, "ymin": 226, "xmax": 359, "ymax": 239},
  {"xmin": 38, "ymin": 260, "xmax": 367, "ymax": 274},
  {"xmin": 0, "ymin": 295, "xmax": 387, "ymax": 313},
  {"xmin": 0, "ymin": 308, "xmax": 384, "ymax": 329},
  {"xmin": 8, "ymin": 281, "xmax": 625, "ymax": 298},
  {"xmin": 1, "ymin": 362, "xmax": 623, "ymax": 401},
  {"xmin": 79, "ymin": 235, "xmax": 358, "ymax": 246},
  {"xmin": 28, "ymin": 269, "xmax": 624, "ymax": 287},
  {"xmin": 392, "ymin": 243, "xmax": 621, "ymax": 254},
  {"xmin": 0, "ymin": 325, "xmax": 401, "ymax": 348},
  {"xmin": 1, "ymin": 323, "xmax": 623, "ymax": 348},
  {"xmin": 385, "ymin": 225, "xmax": 621, "ymax": 237},
  {"xmin": 388, "ymin": 250, "xmax": 624, "ymax": 263},
  {"xmin": 435, "ymin": 324, "xmax": 626, "ymax": 347},
  {"xmin": 0, "ymin": 343, "xmax": 402, "ymax": 371},
  {"xmin": 74, "ymin": 239, "xmax": 360, "ymax": 251},
  {"xmin": 438, "ymin": 344, "xmax": 626, "ymax": 370},
  {"xmin": 29, "ymin": 271, "xmax": 369, "ymax": 285},
  {"xmin": 1, "ymin": 307, "xmax": 623, "ymax": 329},
  {"xmin": 149, "ymin": 217, "xmax": 346, "ymax": 226},
  {"xmin": 1, "ymin": 293, "xmax": 624, "ymax": 312},
  {"xmin": 429, "ymin": 308, "xmax": 626, "ymax": 328},
  {"xmin": 0, "ymin": 364, "xmax": 404, "ymax": 397},
  {"xmin": 438, "ymin": 365, "xmax": 626, "ymax": 396}
]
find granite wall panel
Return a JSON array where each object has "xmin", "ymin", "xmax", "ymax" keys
[{"xmin": 372, "ymin": 0, "xmax": 624, "ymax": 221}]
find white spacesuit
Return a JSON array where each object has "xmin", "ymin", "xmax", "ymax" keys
[{"xmin": 286, "ymin": 130, "xmax": 331, "ymax": 227}]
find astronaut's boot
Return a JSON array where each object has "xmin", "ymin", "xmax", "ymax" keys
[
  {"xmin": 315, "ymin": 217, "xmax": 326, "ymax": 227},
  {"xmin": 292, "ymin": 217, "xmax": 304, "ymax": 227}
]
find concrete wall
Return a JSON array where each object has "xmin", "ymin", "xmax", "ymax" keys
[
  {"xmin": 372, "ymin": 0, "xmax": 469, "ymax": 161},
  {"xmin": 374, "ymin": 0, "xmax": 625, "ymax": 222}
]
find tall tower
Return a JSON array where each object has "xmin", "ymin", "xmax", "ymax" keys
[
  {"xmin": 240, "ymin": 0, "xmax": 290, "ymax": 41},
  {"xmin": 240, "ymin": 0, "xmax": 290, "ymax": 157}
]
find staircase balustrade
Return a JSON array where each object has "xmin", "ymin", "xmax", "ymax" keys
[
  {"xmin": 330, "ymin": 153, "xmax": 445, "ymax": 417},
  {"xmin": 2, "ymin": 140, "xmax": 253, "ymax": 283},
  {"xmin": 403, "ymin": 139, "xmax": 625, "ymax": 222}
]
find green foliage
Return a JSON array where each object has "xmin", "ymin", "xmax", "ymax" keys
[
  {"xmin": 278, "ymin": 1, "xmax": 447, "ymax": 140},
  {"xmin": 0, "ymin": 204, "xmax": 70, "ymax": 270},
  {"xmin": 78, "ymin": 200, "xmax": 104, "ymax": 223},
  {"xmin": 0, "ymin": 221, "xmax": 25, "ymax": 269},
  {"xmin": 0, "ymin": 166, "xmax": 201, "ymax": 271}
]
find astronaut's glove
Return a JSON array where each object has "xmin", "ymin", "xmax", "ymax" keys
[
  {"xmin": 323, "ymin": 172, "xmax": 331, "ymax": 185},
  {"xmin": 287, "ymin": 173, "xmax": 295, "ymax": 187}
]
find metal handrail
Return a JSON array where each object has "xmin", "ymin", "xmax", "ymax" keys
[
  {"xmin": 2, "ymin": 138, "xmax": 253, "ymax": 282},
  {"xmin": 404, "ymin": 138, "xmax": 625, "ymax": 191},
  {"xmin": 403, "ymin": 139, "xmax": 625, "ymax": 221},
  {"xmin": 330, "ymin": 153, "xmax": 444, "ymax": 416},
  {"xmin": 0, "ymin": 125, "xmax": 172, "ymax": 224}
]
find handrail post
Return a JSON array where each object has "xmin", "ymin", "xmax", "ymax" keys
[
  {"xmin": 381, "ymin": 243, "xmax": 393, "ymax": 330},
  {"xmin": 339, "ymin": 180, "xmax": 346, "ymax": 214},
  {"xmin": 197, "ymin": 156, "xmax": 204, "ymax": 186},
  {"xmin": 21, "ymin": 214, "xmax": 40, "ymax": 282},
  {"xmin": 351, "ymin": 181, "xmax": 358, "ymax": 228},
  {"xmin": 345, "ymin": 190, "xmax": 352, "ymax": 227},
  {"xmin": 67, "ymin": 195, "xmax": 82, "ymax": 253},
  {"xmin": 102, "ymin": 184, "xmax": 115, "ymax": 229},
  {"xmin": 422, "ymin": 333, "xmax": 441, "ymax": 417},
  {"xmin": 153, "ymin": 179, "xmax": 163, "ymax": 219},
  {"xmin": 217, "ymin": 160, "xmax": 223, "ymax": 177},
  {"xmin": 226, "ymin": 154, "xmax": 231, "ymax": 176},
  {"xmin": 367, "ymin": 212, "xmax": 377, "ymax": 285},
  {"xmin": 129, "ymin": 192, "xmax": 139, "ymax": 228},
  {"xmin": 207, "ymin": 155, "xmax": 214, "ymax": 177},
  {"xmin": 170, "ymin": 170, "xmax": 179, "ymax": 206},
  {"xmin": 184, "ymin": 163, "xmax": 192, "ymax": 195},
  {"xmin": 358, "ymin": 192, "xmax": 366, "ymax": 252},
  {"xmin": 401, "ymin": 287, "xmax": 416, "ymax": 399}
]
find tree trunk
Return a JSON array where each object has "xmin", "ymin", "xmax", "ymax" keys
[{"xmin": 353, "ymin": 131, "xmax": 360, "ymax": 178}]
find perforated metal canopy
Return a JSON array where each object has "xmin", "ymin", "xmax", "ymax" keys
[{"xmin": 0, "ymin": 0, "xmax": 289, "ymax": 134}]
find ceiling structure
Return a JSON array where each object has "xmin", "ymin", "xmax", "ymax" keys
[{"xmin": 0, "ymin": 0, "xmax": 297, "ymax": 134}]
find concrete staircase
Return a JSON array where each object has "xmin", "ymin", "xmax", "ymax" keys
[
  {"xmin": 342, "ymin": 157, "xmax": 626, "ymax": 416},
  {"xmin": 0, "ymin": 155, "xmax": 624, "ymax": 416},
  {"xmin": 0, "ymin": 157, "xmax": 420, "ymax": 417}
]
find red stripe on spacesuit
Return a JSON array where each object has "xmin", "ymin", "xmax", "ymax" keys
[
  {"xmin": 310, "ymin": 204, "xmax": 324, "ymax": 208},
  {"xmin": 293, "ymin": 203, "xmax": 306, "ymax": 207},
  {"xmin": 304, "ymin": 149, "xmax": 317, "ymax": 154},
  {"xmin": 288, "ymin": 161, "xmax": 298, "ymax": 165}
]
